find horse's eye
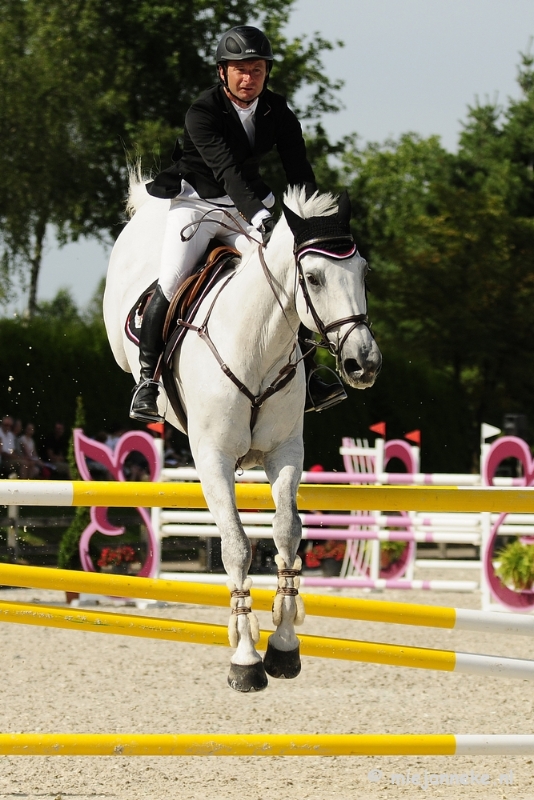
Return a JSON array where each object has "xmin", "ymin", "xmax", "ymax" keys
[{"xmin": 306, "ymin": 273, "xmax": 320, "ymax": 287}]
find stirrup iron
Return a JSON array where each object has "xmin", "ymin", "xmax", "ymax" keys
[
  {"xmin": 129, "ymin": 378, "xmax": 165, "ymax": 424},
  {"xmin": 305, "ymin": 365, "xmax": 347, "ymax": 413}
]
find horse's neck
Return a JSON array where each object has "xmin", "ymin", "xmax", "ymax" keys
[
  {"xmin": 247, "ymin": 241, "xmax": 296, "ymax": 321},
  {"xmin": 222, "ymin": 241, "xmax": 299, "ymax": 362}
]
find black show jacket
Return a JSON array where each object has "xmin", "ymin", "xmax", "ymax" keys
[{"xmin": 147, "ymin": 84, "xmax": 316, "ymax": 223}]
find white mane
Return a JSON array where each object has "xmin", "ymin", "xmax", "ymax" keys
[
  {"xmin": 126, "ymin": 164, "xmax": 152, "ymax": 218},
  {"xmin": 282, "ymin": 186, "xmax": 339, "ymax": 219},
  {"xmin": 126, "ymin": 163, "xmax": 339, "ymax": 225}
]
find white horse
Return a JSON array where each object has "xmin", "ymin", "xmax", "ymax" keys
[{"xmin": 104, "ymin": 178, "xmax": 382, "ymax": 692}]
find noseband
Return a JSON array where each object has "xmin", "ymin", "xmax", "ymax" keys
[{"xmin": 294, "ymin": 235, "xmax": 372, "ymax": 367}]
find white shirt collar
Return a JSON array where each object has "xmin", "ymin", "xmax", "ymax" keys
[{"xmin": 231, "ymin": 98, "xmax": 259, "ymax": 119}]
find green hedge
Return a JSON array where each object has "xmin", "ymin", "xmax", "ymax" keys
[
  {"xmin": 0, "ymin": 318, "xmax": 133, "ymax": 440},
  {"xmin": 303, "ymin": 345, "xmax": 472, "ymax": 473},
  {"xmin": 0, "ymin": 318, "xmax": 472, "ymax": 472}
]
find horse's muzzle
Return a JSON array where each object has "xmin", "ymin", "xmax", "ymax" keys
[{"xmin": 342, "ymin": 352, "xmax": 382, "ymax": 389}]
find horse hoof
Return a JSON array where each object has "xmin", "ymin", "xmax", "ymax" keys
[
  {"xmin": 227, "ymin": 662, "xmax": 268, "ymax": 693},
  {"xmin": 263, "ymin": 641, "xmax": 301, "ymax": 679}
]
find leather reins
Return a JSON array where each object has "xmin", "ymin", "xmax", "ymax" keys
[
  {"xmin": 176, "ymin": 209, "xmax": 371, "ymax": 425},
  {"xmin": 177, "ymin": 210, "xmax": 299, "ymax": 429}
]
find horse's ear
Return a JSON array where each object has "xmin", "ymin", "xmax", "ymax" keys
[
  {"xmin": 282, "ymin": 201, "xmax": 308, "ymax": 238},
  {"xmin": 337, "ymin": 191, "xmax": 352, "ymax": 227}
]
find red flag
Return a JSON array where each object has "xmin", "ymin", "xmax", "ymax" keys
[
  {"xmin": 369, "ymin": 421, "xmax": 386, "ymax": 437},
  {"xmin": 146, "ymin": 422, "xmax": 164, "ymax": 437},
  {"xmin": 405, "ymin": 429, "xmax": 421, "ymax": 445}
]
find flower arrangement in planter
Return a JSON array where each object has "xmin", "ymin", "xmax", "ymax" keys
[
  {"xmin": 97, "ymin": 545, "xmax": 137, "ymax": 573},
  {"xmin": 496, "ymin": 539, "xmax": 534, "ymax": 591},
  {"xmin": 380, "ymin": 540, "xmax": 408, "ymax": 569},
  {"xmin": 305, "ymin": 540, "xmax": 346, "ymax": 576}
]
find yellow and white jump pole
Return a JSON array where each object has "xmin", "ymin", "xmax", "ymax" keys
[
  {"xmin": 0, "ymin": 563, "xmax": 533, "ymax": 637},
  {"xmin": 1, "ymin": 599, "xmax": 534, "ymax": 680},
  {"xmin": 2, "ymin": 480, "xmax": 534, "ymax": 513},
  {"xmin": 0, "ymin": 733, "xmax": 533, "ymax": 756}
]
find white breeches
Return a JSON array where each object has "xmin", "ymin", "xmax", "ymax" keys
[{"xmin": 158, "ymin": 195, "xmax": 261, "ymax": 301}]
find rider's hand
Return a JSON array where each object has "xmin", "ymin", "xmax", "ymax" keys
[{"xmin": 258, "ymin": 215, "xmax": 275, "ymax": 246}]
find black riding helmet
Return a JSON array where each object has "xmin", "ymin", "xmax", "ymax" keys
[{"xmin": 216, "ymin": 26, "xmax": 274, "ymax": 104}]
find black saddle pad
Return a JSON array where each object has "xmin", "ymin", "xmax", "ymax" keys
[{"xmin": 125, "ymin": 280, "xmax": 158, "ymax": 346}]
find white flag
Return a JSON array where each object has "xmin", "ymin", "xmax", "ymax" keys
[{"xmin": 481, "ymin": 422, "xmax": 501, "ymax": 442}]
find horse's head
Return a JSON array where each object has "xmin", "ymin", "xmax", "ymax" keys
[{"xmin": 282, "ymin": 189, "xmax": 382, "ymax": 389}]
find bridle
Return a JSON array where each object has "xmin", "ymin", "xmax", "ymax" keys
[
  {"xmin": 294, "ymin": 235, "xmax": 372, "ymax": 370},
  {"xmin": 175, "ymin": 209, "xmax": 372, "ymax": 427}
]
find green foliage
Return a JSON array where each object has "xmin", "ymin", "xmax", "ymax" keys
[
  {"xmin": 57, "ymin": 505, "xmax": 88, "ymax": 570},
  {"xmin": 0, "ymin": 0, "xmax": 344, "ymax": 314},
  {"xmin": 380, "ymin": 540, "xmax": 407, "ymax": 561},
  {"xmin": 339, "ymin": 53, "xmax": 534, "ymax": 463},
  {"xmin": 0, "ymin": 315, "xmax": 133, "ymax": 437},
  {"xmin": 82, "ymin": 278, "xmax": 106, "ymax": 324},
  {"xmin": 496, "ymin": 540, "xmax": 534, "ymax": 591},
  {"xmin": 35, "ymin": 288, "xmax": 81, "ymax": 323},
  {"xmin": 304, "ymin": 341, "xmax": 471, "ymax": 473},
  {"xmin": 67, "ymin": 395, "xmax": 86, "ymax": 481}
]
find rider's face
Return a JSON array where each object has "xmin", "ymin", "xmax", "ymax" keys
[{"xmin": 220, "ymin": 59, "xmax": 268, "ymax": 107}]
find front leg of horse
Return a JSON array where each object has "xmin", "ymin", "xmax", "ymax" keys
[
  {"xmin": 263, "ymin": 445, "xmax": 305, "ymax": 680},
  {"xmin": 194, "ymin": 450, "xmax": 268, "ymax": 693}
]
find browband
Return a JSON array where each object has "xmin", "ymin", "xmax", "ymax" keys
[{"xmin": 295, "ymin": 241, "xmax": 357, "ymax": 262}]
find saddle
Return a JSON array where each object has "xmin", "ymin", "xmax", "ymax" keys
[{"xmin": 126, "ymin": 244, "xmax": 240, "ymax": 430}]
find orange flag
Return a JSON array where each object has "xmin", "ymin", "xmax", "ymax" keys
[
  {"xmin": 369, "ymin": 422, "xmax": 386, "ymax": 437},
  {"xmin": 404, "ymin": 429, "xmax": 421, "ymax": 445},
  {"xmin": 146, "ymin": 422, "xmax": 164, "ymax": 437}
]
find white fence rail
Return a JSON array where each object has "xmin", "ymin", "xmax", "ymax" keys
[{"xmin": 151, "ymin": 433, "xmax": 534, "ymax": 611}]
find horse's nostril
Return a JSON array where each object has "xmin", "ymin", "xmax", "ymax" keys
[{"xmin": 344, "ymin": 358, "xmax": 361, "ymax": 374}]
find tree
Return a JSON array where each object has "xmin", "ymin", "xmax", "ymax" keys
[
  {"xmin": 35, "ymin": 288, "xmax": 81, "ymax": 323},
  {"xmin": 0, "ymin": 0, "xmax": 344, "ymax": 314},
  {"xmin": 341, "ymin": 52, "xmax": 534, "ymax": 458}
]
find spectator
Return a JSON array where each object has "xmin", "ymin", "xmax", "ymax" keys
[
  {"xmin": 163, "ymin": 425, "xmax": 181, "ymax": 467},
  {"xmin": 17, "ymin": 422, "xmax": 45, "ymax": 479},
  {"xmin": 0, "ymin": 415, "xmax": 36, "ymax": 478},
  {"xmin": 123, "ymin": 450, "xmax": 150, "ymax": 481},
  {"xmin": 0, "ymin": 415, "xmax": 17, "ymax": 476},
  {"xmin": 42, "ymin": 422, "xmax": 71, "ymax": 478},
  {"xmin": 105, "ymin": 422, "xmax": 128, "ymax": 452}
]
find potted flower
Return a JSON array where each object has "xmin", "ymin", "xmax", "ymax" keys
[
  {"xmin": 305, "ymin": 540, "xmax": 346, "ymax": 577},
  {"xmin": 496, "ymin": 540, "xmax": 534, "ymax": 591},
  {"xmin": 380, "ymin": 540, "xmax": 408, "ymax": 569},
  {"xmin": 97, "ymin": 545, "xmax": 137, "ymax": 575}
]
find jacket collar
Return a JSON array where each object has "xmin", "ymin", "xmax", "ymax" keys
[{"xmin": 219, "ymin": 85, "xmax": 271, "ymax": 152}]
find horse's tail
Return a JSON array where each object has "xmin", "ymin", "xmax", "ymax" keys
[{"xmin": 126, "ymin": 160, "xmax": 152, "ymax": 218}]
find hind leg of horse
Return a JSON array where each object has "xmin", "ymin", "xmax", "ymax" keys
[
  {"xmin": 193, "ymin": 447, "xmax": 268, "ymax": 693},
  {"xmin": 263, "ymin": 437, "xmax": 305, "ymax": 679}
]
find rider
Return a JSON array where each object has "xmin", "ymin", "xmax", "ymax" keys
[{"xmin": 131, "ymin": 24, "xmax": 347, "ymax": 423}]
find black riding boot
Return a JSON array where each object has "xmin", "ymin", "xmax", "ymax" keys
[
  {"xmin": 299, "ymin": 326, "xmax": 348, "ymax": 412},
  {"xmin": 130, "ymin": 285, "xmax": 170, "ymax": 423}
]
